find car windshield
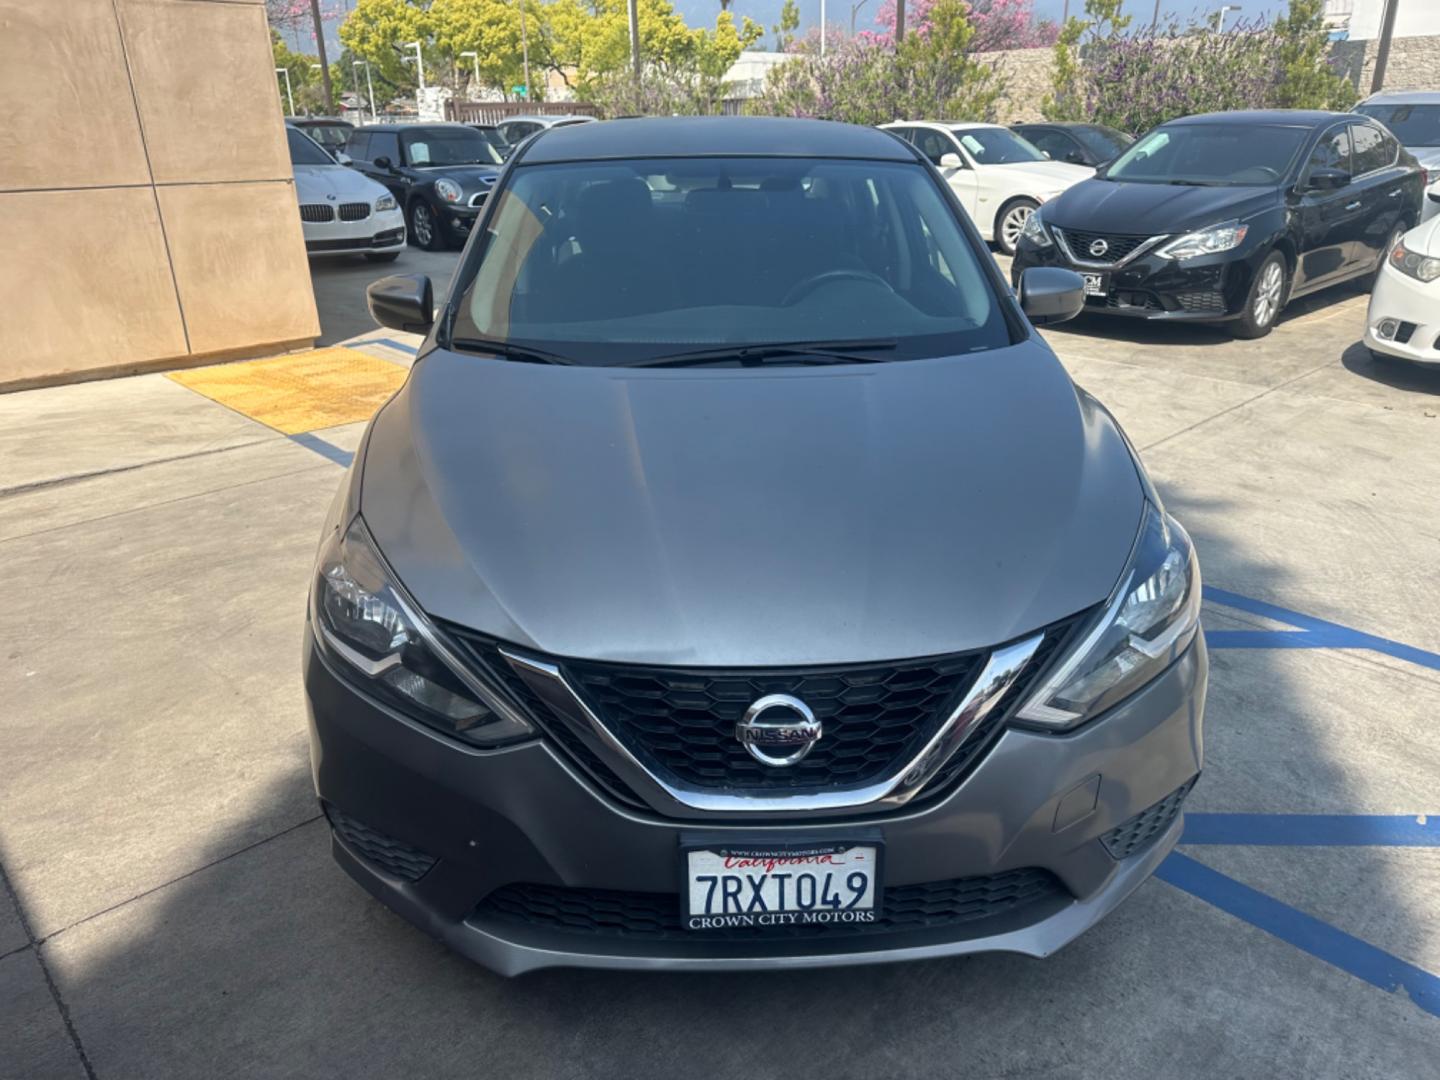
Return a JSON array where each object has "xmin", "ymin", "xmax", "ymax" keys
[
  {"xmin": 1356, "ymin": 103, "xmax": 1440, "ymax": 147},
  {"xmin": 449, "ymin": 156, "xmax": 1013, "ymax": 366},
  {"xmin": 1105, "ymin": 123, "xmax": 1309, "ymax": 185},
  {"xmin": 950, "ymin": 127, "xmax": 1047, "ymax": 165},
  {"xmin": 287, "ymin": 127, "xmax": 334, "ymax": 166},
  {"xmin": 1072, "ymin": 125, "xmax": 1133, "ymax": 160},
  {"xmin": 402, "ymin": 128, "xmax": 505, "ymax": 167}
]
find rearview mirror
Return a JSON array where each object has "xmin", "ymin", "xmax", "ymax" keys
[
  {"xmin": 1018, "ymin": 267, "xmax": 1085, "ymax": 327},
  {"xmin": 335, "ymin": 151, "xmax": 353, "ymax": 166},
  {"xmin": 1307, "ymin": 167, "xmax": 1349, "ymax": 191},
  {"xmin": 373, "ymin": 155, "xmax": 394, "ymax": 171},
  {"xmin": 367, "ymin": 275, "xmax": 433, "ymax": 334},
  {"xmin": 938, "ymin": 152, "xmax": 963, "ymax": 169}
]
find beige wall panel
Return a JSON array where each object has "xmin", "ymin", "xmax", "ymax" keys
[
  {"xmin": 0, "ymin": 0, "xmax": 151, "ymax": 190},
  {"xmin": 157, "ymin": 182, "xmax": 319, "ymax": 356},
  {"xmin": 0, "ymin": 189, "xmax": 187, "ymax": 384},
  {"xmin": 118, "ymin": 0, "xmax": 290, "ymax": 185}
]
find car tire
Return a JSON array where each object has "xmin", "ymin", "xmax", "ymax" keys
[
  {"xmin": 1231, "ymin": 250, "xmax": 1288, "ymax": 340},
  {"xmin": 364, "ymin": 251, "xmax": 401, "ymax": 263},
  {"xmin": 995, "ymin": 198, "xmax": 1038, "ymax": 257},
  {"xmin": 408, "ymin": 200, "xmax": 445, "ymax": 252}
]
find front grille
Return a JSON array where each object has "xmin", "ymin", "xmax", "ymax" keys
[
  {"xmin": 1175, "ymin": 291, "xmax": 1226, "ymax": 314},
  {"xmin": 299, "ymin": 203, "xmax": 335, "ymax": 223},
  {"xmin": 325, "ymin": 805, "xmax": 437, "ymax": 881},
  {"xmin": 564, "ymin": 651, "xmax": 989, "ymax": 791},
  {"xmin": 1058, "ymin": 228, "xmax": 1153, "ymax": 265},
  {"xmin": 1101, "ymin": 777, "xmax": 1197, "ymax": 859},
  {"xmin": 476, "ymin": 868, "xmax": 1068, "ymax": 941},
  {"xmin": 338, "ymin": 201, "xmax": 371, "ymax": 221}
]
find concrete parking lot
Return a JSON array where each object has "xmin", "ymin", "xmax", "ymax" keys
[{"xmin": 2, "ymin": 248, "xmax": 1438, "ymax": 1079}]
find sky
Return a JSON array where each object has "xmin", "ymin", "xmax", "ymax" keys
[{"xmin": 305, "ymin": 0, "xmax": 1294, "ymax": 60}]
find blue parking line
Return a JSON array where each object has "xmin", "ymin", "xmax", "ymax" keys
[
  {"xmin": 1184, "ymin": 813, "xmax": 1440, "ymax": 847},
  {"xmin": 1204, "ymin": 586, "xmax": 1440, "ymax": 671},
  {"xmin": 1157, "ymin": 852, "xmax": 1440, "ymax": 1017},
  {"xmin": 290, "ymin": 432, "xmax": 354, "ymax": 468}
]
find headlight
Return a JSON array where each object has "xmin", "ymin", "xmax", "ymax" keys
[
  {"xmin": 311, "ymin": 517, "xmax": 533, "ymax": 747},
  {"xmin": 1157, "ymin": 220, "xmax": 1248, "ymax": 261},
  {"xmin": 374, "ymin": 193, "xmax": 397, "ymax": 212},
  {"xmin": 1016, "ymin": 504, "xmax": 1200, "ymax": 730},
  {"xmin": 433, "ymin": 177, "xmax": 463, "ymax": 203},
  {"xmin": 1020, "ymin": 206, "xmax": 1053, "ymax": 248},
  {"xmin": 1389, "ymin": 238, "xmax": 1440, "ymax": 283}
]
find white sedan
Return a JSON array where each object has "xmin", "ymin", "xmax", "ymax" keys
[
  {"xmin": 286, "ymin": 125, "xmax": 406, "ymax": 262},
  {"xmin": 1365, "ymin": 201, "xmax": 1440, "ymax": 365},
  {"xmin": 881, "ymin": 121, "xmax": 1093, "ymax": 255}
]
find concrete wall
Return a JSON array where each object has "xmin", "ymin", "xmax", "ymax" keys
[
  {"xmin": 0, "ymin": 0, "xmax": 319, "ymax": 392},
  {"xmin": 979, "ymin": 46, "xmax": 1055, "ymax": 123}
]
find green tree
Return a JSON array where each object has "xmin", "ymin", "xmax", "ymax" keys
[
  {"xmin": 1042, "ymin": 0, "xmax": 1131, "ymax": 121},
  {"xmin": 1272, "ymin": 0, "xmax": 1355, "ymax": 110},
  {"xmin": 338, "ymin": 0, "xmax": 433, "ymax": 92},
  {"xmin": 773, "ymin": 0, "xmax": 799, "ymax": 52},
  {"xmin": 431, "ymin": 0, "xmax": 547, "ymax": 98}
]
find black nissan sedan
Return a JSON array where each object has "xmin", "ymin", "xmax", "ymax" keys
[
  {"xmin": 1011, "ymin": 110, "xmax": 1425, "ymax": 338},
  {"xmin": 345, "ymin": 123, "xmax": 506, "ymax": 250}
]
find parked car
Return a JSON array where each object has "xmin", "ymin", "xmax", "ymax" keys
[
  {"xmin": 286, "ymin": 125, "xmax": 404, "ymax": 261},
  {"xmin": 290, "ymin": 116, "xmax": 355, "ymax": 159},
  {"xmin": 1355, "ymin": 90, "xmax": 1440, "ymax": 221},
  {"xmin": 1365, "ymin": 201, "xmax": 1440, "ymax": 364},
  {"xmin": 305, "ymin": 117, "xmax": 1207, "ymax": 976},
  {"xmin": 493, "ymin": 114, "xmax": 596, "ymax": 147},
  {"xmin": 468, "ymin": 123, "xmax": 513, "ymax": 159},
  {"xmin": 345, "ymin": 123, "xmax": 504, "ymax": 251},
  {"xmin": 880, "ymin": 121, "xmax": 1092, "ymax": 254},
  {"xmin": 1012, "ymin": 110, "xmax": 1426, "ymax": 338},
  {"xmin": 1010, "ymin": 122, "xmax": 1134, "ymax": 168}
]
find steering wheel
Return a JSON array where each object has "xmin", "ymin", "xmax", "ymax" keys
[{"xmin": 781, "ymin": 269, "xmax": 895, "ymax": 307}]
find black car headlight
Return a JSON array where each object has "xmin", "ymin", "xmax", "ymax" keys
[
  {"xmin": 434, "ymin": 177, "xmax": 463, "ymax": 204},
  {"xmin": 1016, "ymin": 503, "xmax": 1200, "ymax": 730},
  {"xmin": 311, "ymin": 517, "xmax": 533, "ymax": 747},
  {"xmin": 1020, "ymin": 206, "xmax": 1053, "ymax": 248},
  {"xmin": 1157, "ymin": 220, "xmax": 1248, "ymax": 261}
]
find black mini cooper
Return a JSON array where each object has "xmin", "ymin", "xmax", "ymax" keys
[{"xmin": 1012, "ymin": 110, "xmax": 1425, "ymax": 338}]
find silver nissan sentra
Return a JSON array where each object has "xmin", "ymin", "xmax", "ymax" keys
[{"xmin": 303, "ymin": 117, "xmax": 1207, "ymax": 975}]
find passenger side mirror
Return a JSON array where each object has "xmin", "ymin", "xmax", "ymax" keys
[
  {"xmin": 1018, "ymin": 267, "xmax": 1085, "ymax": 327},
  {"xmin": 373, "ymin": 155, "xmax": 394, "ymax": 171},
  {"xmin": 335, "ymin": 151, "xmax": 353, "ymax": 166},
  {"xmin": 367, "ymin": 275, "xmax": 434, "ymax": 334},
  {"xmin": 938, "ymin": 152, "xmax": 963, "ymax": 169},
  {"xmin": 1306, "ymin": 167, "xmax": 1349, "ymax": 191}
]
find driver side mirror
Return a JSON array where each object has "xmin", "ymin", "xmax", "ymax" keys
[
  {"xmin": 1307, "ymin": 167, "xmax": 1349, "ymax": 191},
  {"xmin": 938, "ymin": 152, "xmax": 964, "ymax": 169},
  {"xmin": 373, "ymin": 155, "xmax": 394, "ymax": 171},
  {"xmin": 1018, "ymin": 267, "xmax": 1085, "ymax": 327},
  {"xmin": 334, "ymin": 151, "xmax": 353, "ymax": 166},
  {"xmin": 367, "ymin": 275, "xmax": 433, "ymax": 334}
]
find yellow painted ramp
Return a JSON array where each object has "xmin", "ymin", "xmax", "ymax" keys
[{"xmin": 167, "ymin": 347, "xmax": 406, "ymax": 435}]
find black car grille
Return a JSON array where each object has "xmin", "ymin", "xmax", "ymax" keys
[
  {"xmin": 1059, "ymin": 228, "xmax": 1152, "ymax": 264},
  {"xmin": 325, "ymin": 805, "xmax": 437, "ymax": 881},
  {"xmin": 338, "ymin": 202, "xmax": 371, "ymax": 221},
  {"xmin": 1101, "ymin": 777, "xmax": 1197, "ymax": 859},
  {"xmin": 475, "ymin": 868, "xmax": 1068, "ymax": 941},
  {"xmin": 1175, "ymin": 290, "xmax": 1226, "ymax": 314},
  {"xmin": 563, "ymin": 651, "xmax": 988, "ymax": 791},
  {"xmin": 299, "ymin": 203, "xmax": 335, "ymax": 223}
]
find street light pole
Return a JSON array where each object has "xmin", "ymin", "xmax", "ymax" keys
[
  {"xmin": 1371, "ymin": 0, "xmax": 1401, "ymax": 94},
  {"xmin": 308, "ymin": 0, "xmax": 333, "ymax": 112},
  {"xmin": 519, "ymin": 0, "xmax": 531, "ymax": 101},
  {"xmin": 850, "ymin": 0, "xmax": 869, "ymax": 35},
  {"xmin": 459, "ymin": 49, "xmax": 480, "ymax": 97},
  {"xmin": 627, "ymin": 0, "xmax": 640, "ymax": 81},
  {"xmin": 820, "ymin": 0, "xmax": 826, "ymax": 56},
  {"xmin": 895, "ymin": 0, "xmax": 906, "ymax": 42},
  {"xmin": 275, "ymin": 66, "xmax": 295, "ymax": 115},
  {"xmin": 354, "ymin": 60, "xmax": 376, "ymax": 122},
  {"xmin": 401, "ymin": 40, "xmax": 426, "ymax": 91},
  {"xmin": 1212, "ymin": 4, "xmax": 1238, "ymax": 31}
]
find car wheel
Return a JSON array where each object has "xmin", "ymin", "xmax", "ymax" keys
[
  {"xmin": 995, "ymin": 198, "xmax": 1038, "ymax": 257},
  {"xmin": 1366, "ymin": 226, "xmax": 1405, "ymax": 291},
  {"xmin": 1232, "ymin": 251, "xmax": 1288, "ymax": 339},
  {"xmin": 408, "ymin": 201, "xmax": 445, "ymax": 252},
  {"xmin": 364, "ymin": 251, "xmax": 401, "ymax": 263}
]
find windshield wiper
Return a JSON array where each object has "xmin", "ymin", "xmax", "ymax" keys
[
  {"xmin": 627, "ymin": 339, "xmax": 898, "ymax": 369},
  {"xmin": 449, "ymin": 337, "xmax": 576, "ymax": 365}
]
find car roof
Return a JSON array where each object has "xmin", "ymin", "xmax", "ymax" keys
[
  {"xmin": 353, "ymin": 122, "xmax": 476, "ymax": 132},
  {"xmin": 1360, "ymin": 90, "xmax": 1440, "ymax": 105},
  {"xmin": 885, "ymin": 121, "xmax": 1004, "ymax": 131},
  {"xmin": 1165, "ymin": 109, "xmax": 1353, "ymax": 128},
  {"xmin": 293, "ymin": 116, "xmax": 352, "ymax": 126},
  {"xmin": 520, "ymin": 117, "xmax": 917, "ymax": 164}
]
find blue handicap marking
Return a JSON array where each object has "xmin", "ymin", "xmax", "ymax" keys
[{"xmin": 1184, "ymin": 813, "xmax": 1440, "ymax": 847}]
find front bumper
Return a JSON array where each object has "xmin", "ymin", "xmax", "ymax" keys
[
  {"xmin": 303, "ymin": 207, "xmax": 406, "ymax": 256},
  {"xmin": 441, "ymin": 194, "xmax": 489, "ymax": 239},
  {"xmin": 1364, "ymin": 259, "xmax": 1440, "ymax": 364},
  {"xmin": 305, "ymin": 630, "xmax": 1206, "ymax": 975},
  {"xmin": 1014, "ymin": 238, "xmax": 1253, "ymax": 322}
]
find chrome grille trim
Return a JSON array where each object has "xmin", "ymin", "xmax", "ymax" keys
[{"xmin": 1053, "ymin": 227, "xmax": 1169, "ymax": 269}]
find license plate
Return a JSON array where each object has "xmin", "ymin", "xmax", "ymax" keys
[
  {"xmin": 682, "ymin": 843, "xmax": 880, "ymax": 931},
  {"xmin": 1082, "ymin": 272, "xmax": 1109, "ymax": 297}
]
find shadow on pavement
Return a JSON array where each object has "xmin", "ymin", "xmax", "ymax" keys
[{"xmin": 1340, "ymin": 340, "xmax": 1440, "ymax": 397}]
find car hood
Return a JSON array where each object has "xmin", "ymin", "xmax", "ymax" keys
[
  {"xmin": 1047, "ymin": 178, "xmax": 1279, "ymax": 234},
  {"xmin": 293, "ymin": 163, "xmax": 386, "ymax": 204},
  {"xmin": 413, "ymin": 165, "xmax": 500, "ymax": 189},
  {"xmin": 1407, "ymin": 145, "xmax": 1440, "ymax": 171},
  {"xmin": 360, "ymin": 342, "xmax": 1144, "ymax": 667},
  {"xmin": 995, "ymin": 160, "xmax": 1094, "ymax": 190},
  {"xmin": 1404, "ymin": 213, "xmax": 1440, "ymax": 256}
]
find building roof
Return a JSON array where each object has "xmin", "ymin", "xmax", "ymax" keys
[{"xmin": 519, "ymin": 117, "xmax": 917, "ymax": 164}]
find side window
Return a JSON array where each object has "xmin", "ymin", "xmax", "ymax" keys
[
  {"xmin": 1030, "ymin": 129, "xmax": 1078, "ymax": 162},
  {"xmin": 1350, "ymin": 123, "xmax": 1390, "ymax": 174},
  {"xmin": 345, "ymin": 131, "xmax": 370, "ymax": 160},
  {"xmin": 886, "ymin": 126, "xmax": 915, "ymax": 145},
  {"xmin": 370, "ymin": 131, "xmax": 401, "ymax": 164},
  {"xmin": 915, "ymin": 129, "xmax": 959, "ymax": 167},
  {"xmin": 1305, "ymin": 126, "xmax": 1351, "ymax": 179}
]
